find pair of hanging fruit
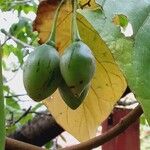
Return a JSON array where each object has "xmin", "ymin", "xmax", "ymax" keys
[{"xmin": 23, "ymin": 0, "xmax": 96, "ymax": 109}]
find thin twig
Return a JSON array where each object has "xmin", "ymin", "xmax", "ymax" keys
[
  {"xmin": 5, "ymin": 94, "xmax": 27, "ymax": 98},
  {"xmin": 79, "ymin": 0, "xmax": 91, "ymax": 9},
  {"xmin": 1, "ymin": 0, "xmax": 32, "ymax": 5},
  {"xmin": 1, "ymin": 29, "xmax": 34, "ymax": 49},
  {"xmin": 61, "ymin": 105, "xmax": 143, "ymax": 150},
  {"xmin": 121, "ymin": 86, "xmax": 131, "ymax": 98},
  {"xmin": 117, "ymin": 100, "xmax": 138, "ymax": 106},
  {"xmin": 0, "ymin": 38, "xmax": 10, "ymax": 48},
  {"xmin": 13, "ymin": 106, "xmax": 32, "ymax": 125},
  {"xmin": 28, "ymin": 111, "xmax": 50, "ymax": 116}
]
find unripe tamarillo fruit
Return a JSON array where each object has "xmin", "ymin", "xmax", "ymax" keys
[
  {"xmin": 23, "ymin": 44, "xmax": 60, "ymax": 101},
  {"xmin": 59, "ymin": 79, "xmax": 89, "ymax": 110},
  {"xmin": 60, "ymin": 41, "xmax": 96, "ymax": 97}
]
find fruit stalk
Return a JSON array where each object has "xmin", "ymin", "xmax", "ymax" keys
[
  {"xmin": 0, "ymin": 44, "xmax": 5, "ymax": 150},
  {"xmin": 72, "ymin": 0, "xmax": 80, "ymax": 42},
  {"xmin": 47, "ymin": 0, "xmax": 65, "ymax": 46}
]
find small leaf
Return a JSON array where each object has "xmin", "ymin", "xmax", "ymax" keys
[
  {"xmin": 9, "ymin": 17, "xmax": 36, "ymax": 44},
  {"xmin": 3, "ymin": 85, "xmax": 10, "ymax": 93},
  {"xmin": 3, "ymin": 45, "xmax": 15, "ymax": 58},
  {"xmin": 44, "ymin": 141, "xmax": 53, "ymax": 149},
  {"xmin": 19, "ymin": 113, "xmax": 33, "ymax": 125},
  {"xmin": 113, "ymin": 14, "xmax": 128, "ymax": 28},
  {"xmin": 6, "ymin": 98, "xmax": 20, "ymax": 110},
  {"xmin": 6, "ymin": 125, "xmax": 17, "ymax": 136}
]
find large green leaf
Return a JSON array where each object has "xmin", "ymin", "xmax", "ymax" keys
[{"xmin": 77, "ymin": 0, "xmax": 150, "ymax": 123}]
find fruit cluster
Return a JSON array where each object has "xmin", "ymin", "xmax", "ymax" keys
[{"xmin": 23, "ymin": 0, "xmax": 96, "ymax": 109}]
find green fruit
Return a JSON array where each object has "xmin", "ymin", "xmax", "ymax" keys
[
  {"xmin": 23, "ymin": 44, "xmax": 60, "ymax": 101},
  {"xmin": 60, "ymin": 41, "xmax": 96, "ymax": 97},
  {"xmin": 59, "ymin": 79, "xmax": 89, "ymax": 110}
]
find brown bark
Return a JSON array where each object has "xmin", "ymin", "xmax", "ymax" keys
[
  {"xmin": 5, "ymin": 137, "xmax": 45, "ymax": 150},
  {"xmin": 9, "ymin": 114, "xmax": 64, "ymax": 146}
]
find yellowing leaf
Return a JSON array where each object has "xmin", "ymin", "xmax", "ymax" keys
[
  {"xmin": 112, "ymin": 14, "xmax": 128, "ymax": 28},
  {"xmin": 34, "ymin": 0, "xmax": 126, "ymax": 142},
  {"xmin": 33, "ymin": 0, "xmax": 72, "ymax": 50},
  {"xmin": 33, "ymin": 0, "xmax": 99, "ymax": 49},
  {"xmin": 43, "ymin": 10, "xmax": 126, "ymax": 141}
]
